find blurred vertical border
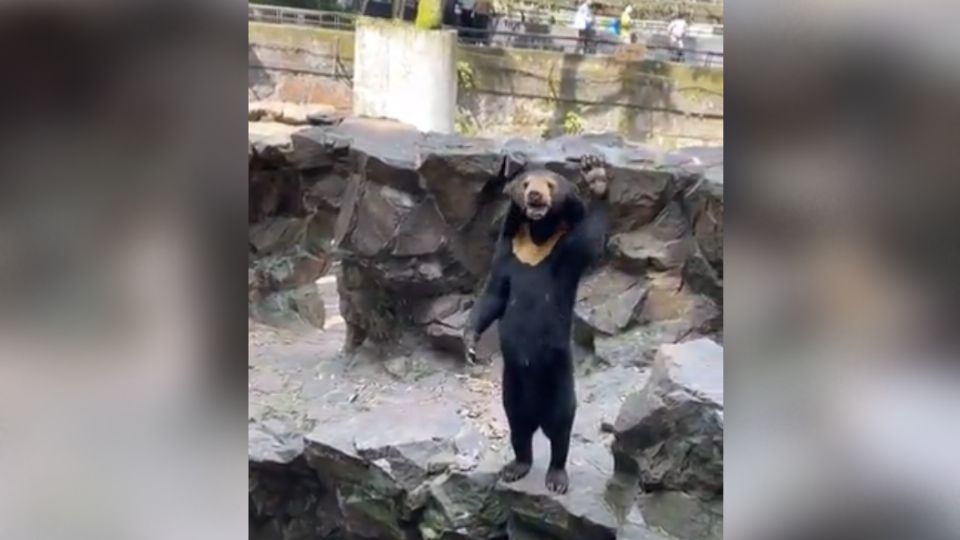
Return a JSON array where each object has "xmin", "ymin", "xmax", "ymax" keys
[
  {"xmin": 726, "ymin": 0, "xmax": 960, "ymax": 539},
  {"xmin": 0, "ymin": 1, "xmax": 248, "ymax": 539}
]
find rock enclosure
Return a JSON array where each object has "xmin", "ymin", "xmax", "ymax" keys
[{"xmin": 249, "ymin": 118, "xmax": 723, "ymax": 539}]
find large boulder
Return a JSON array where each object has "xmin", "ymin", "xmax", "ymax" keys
[{"xmin": 612, "ymin": 338, "xmax": 723, "ymax": 497}]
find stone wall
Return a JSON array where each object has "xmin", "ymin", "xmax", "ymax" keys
[
  {"xmin": 248, "ymin": 22, "xmax": 723, "ymax": 147},
  {"xmin": 249, "ymin": 117, "xmax": 723, "ymax": 351}
]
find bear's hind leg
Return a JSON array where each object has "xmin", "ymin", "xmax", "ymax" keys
[
  {"xmin": 501, "ymin": 366, "xmax": 535, "ymax": 483},
  {"xmin": 542, "ymin": 394, "xmax": 575, "ymax": 494}
]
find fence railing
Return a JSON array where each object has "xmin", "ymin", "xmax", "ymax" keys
[
  {"xmin": 248, "ymin": 4, "xmax": 722, "ymax": 68},
  {"xmin": 249, "ymin": 4, "xmax": 358, "ymax": 29}
]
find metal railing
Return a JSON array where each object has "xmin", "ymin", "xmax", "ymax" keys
[
  {"xmin": 248, "ymin": 4, "xmax": 722, "ymax": 67},
  {"xmin": 249, "ymin": 4, "xmax": 358, "ymax": 29}
]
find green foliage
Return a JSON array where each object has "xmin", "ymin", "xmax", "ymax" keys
[
  {"xmin": 415, "ymin": 0, "xmax": 442, "ymax": 29},
  {"xmin": 455, "ymin": 107, "xmax": 480, "ymax": 135},
  {"xmin": 562, "ymin": 110, "xmax": 584, "ymax": 135},
  {"xmin": 456, "ymin": 61, "xmax": 476, "ymax": 91},
  {"xmin": 629, "ymin": 1, "xmax": 723, "ymax": 23}
]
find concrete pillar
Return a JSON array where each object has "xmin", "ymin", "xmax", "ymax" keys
[{"xmin": 353, "ymin": 18, "xmax": 457, "ymax": 134}]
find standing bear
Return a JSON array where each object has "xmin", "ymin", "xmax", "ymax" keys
[{"xmin": 464, "ymin": 155, "xmax": 610, "ymax": 494}]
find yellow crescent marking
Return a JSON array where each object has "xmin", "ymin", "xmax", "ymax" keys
[{"xmin": 512, "ymin": 223, "xmax": 567, "ymax": 266}]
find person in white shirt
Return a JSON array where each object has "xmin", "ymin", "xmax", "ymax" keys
[
  {"xmin": 666, "ymin": 13, "xmax": 688, "ymax": 62},
  {"xmin": 572, "ymin": 1, "xmax": 595, "ymax": 54}
]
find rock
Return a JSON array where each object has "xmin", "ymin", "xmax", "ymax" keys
[
  {"xmin": 606, "ymin": 166, "xmax": 674, "ymax": 232},
  {"xmin": 348, "ymin": 183, "xmax": 407, "ymax": 256},
  {"xmin": 617, "ymin": 506, "xmax": 675, "ymax": 540},
  {"xmin": 249, "ymin": 216, "xmax": 310, "ymax": 257},
  {"xmin": 289, "ymin": 125, "xmax": 352, "ymax": 170},
  {"xmin": 294, "ymin": 403, "xmax": 484, "ymax": 539},
  {"xmin": 419, "ymin": 471, "xmax": 506, "ymax": 539},
  {"xmin": 352, "ymin": 404, "xmax": 465, "ymax": 492},
  {"xmin": 418, "ymin": 135, "xmax": 505, "ymax": 230},
  {"xmin": 679, "ymin": 156, "xmax": 722, "ymax": 275},
  {"xmin": 497, "ymin": 437, "xmax": 621, "ymax": 540},
  {"xmin": 248, "ymin": 121, "xmax": 298, "ymax": 152},
  {"xmin": 635, "ymin": 491, "xmax": 722, "ymax": 540},
  {"xmin": 307, "ymin": 111, "xmax": 344, "ymax": 126},
  {"xmin": 682, "ymin": 249, "xmax": 723, "ymax": 306},
  {"xmin": 393, "ymin": 200, "xmax": 447, "ymax": 256},
  {"xmin": 248, "ymin": 100, "xmax": 287, "ymax": 122},
  {"xmin": 575, "ymin": 268, "xmax": 647, "ymax": 336},
  {"xmin": 663, "ymin": 146, "xmax": 723, "ymax": 285},
  {"xmin": 612, "ymin": 338, "xmax": 723, "ymax": 497},
  {"xmin": 249, "ymin": 422, "xmax": 305, "ymax": 465},
  {"xmin": 249, "ymin": 101, "xmax": 337, "ymax": 125},
  {"xmin": 251, "ymin": 283, "xmax": 326, "ymax": 330},
  {"xmin": 575, "ymin": 366, "xmax": 652, "ymax": 439},
  {"xmin": 301, "ymin": 421, "xmax": 403, "ymax": 539},
  {"xmin": 251, "ymin": 247, "xmax": 332, "ymax": 292},
  {"xmin": 594, "ymin": 323, "xmax": 687, "ymax": 369},
  {"xmin": 610, "ymin": 201, "xmax": 694, "ymax": 273},
  {"xmin": 250, "ymin": 418, "xmax": 344, "ymax": 540}
]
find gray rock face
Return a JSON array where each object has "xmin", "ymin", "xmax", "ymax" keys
[
  {"xmin": 248, "ymin": 122, "xmax": 348, "ymax": 330},
  {"xmin": 249, "ymin": 121, "xmax": 721, "ymax": 355},
  {"xmin": 613, "ymin": 338, "xmax": 723, "ymax": 497}
]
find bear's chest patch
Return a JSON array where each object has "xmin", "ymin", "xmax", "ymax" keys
[{"xmin": 511, "ymin": 223, "xmax": 567, "ymax": 266}]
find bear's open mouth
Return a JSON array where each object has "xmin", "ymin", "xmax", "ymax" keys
[{"xmin": 525, "ymin": 201, "xmax": 548, "ymax": 220}]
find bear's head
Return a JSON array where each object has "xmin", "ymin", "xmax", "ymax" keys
[{"xmin": 503, "ymin": 170, "xmax": 578, "ymax": 222}]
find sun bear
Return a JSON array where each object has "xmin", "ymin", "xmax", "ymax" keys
[{"xmin": 463, "ymin": 155, "xmax": 611, "ymax": 494}]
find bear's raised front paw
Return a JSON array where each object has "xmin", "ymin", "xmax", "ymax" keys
[
  {"xmin": 500, "ymin": 460, "xmax": 532, "ymax": 483},
  {"xmin": 545, "ymin": 468, "xmax": 569, "ymax": 494},
  {"xmin": 580, "ymin": 154, "xmax": 604, "ymax": 173},
  {"xmin": 579, "ymin": 154, "xmax": 608, "ymax": 198}
]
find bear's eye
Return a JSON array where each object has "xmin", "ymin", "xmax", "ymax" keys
[{"xmin": 522, "ymin": 180, "xmax": 530, "ymax": 189}]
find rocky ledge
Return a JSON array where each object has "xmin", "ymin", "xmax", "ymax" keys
[{"xmin": 249, "ymin": 118, "xmax": 723, "ymax": 539}]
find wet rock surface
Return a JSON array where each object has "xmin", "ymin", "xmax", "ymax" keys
[{"xmin": 250, "ymin": 119, "xmax": 723, "ymax": 539}]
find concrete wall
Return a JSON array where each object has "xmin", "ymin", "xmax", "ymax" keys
[
  {"xmin": 457, "ymin": 46, "xmax": 722, "ymax": 146},
  {"xmin": 248, "ymin": 23, "xmax": 354, "ymax": 110},
  {"xmin": 248, "ymin": 22, "xmax": 723, "ymax": 147},
  {"xmin": 352, "ymin": 18, "xmax": 457, "ymax": 134}
]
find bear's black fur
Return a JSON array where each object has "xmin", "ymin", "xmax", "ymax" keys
[{"xmin": 465, "ymin": 156, "xmax": 610, "ymax": 494}]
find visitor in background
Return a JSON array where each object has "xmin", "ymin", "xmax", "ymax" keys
[
  {"xmin": 666, "ymin": 12, "xmax": 688, "ymax": 62},
  {"xmin": 459, "ymin": 0, "xmax": 476, "ymax": 41},
  {"xmin": 473, "ymin": 0, "xmax": 493, "ymax": 46},
  {"xmin": 619, "ymin": 5, "xmax": 634, "ymax": 44},
  {"xmin": 442, "ymin": 0, "xmax": 458, "ymax": 27},
  {"xmin": 572, "ymin": 0, "xmax": 594, "ymax": 54}
]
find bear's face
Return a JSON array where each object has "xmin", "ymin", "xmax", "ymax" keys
[{"xmin": 504, "ymin": 171, "xmax": 572, "ymax": 222}]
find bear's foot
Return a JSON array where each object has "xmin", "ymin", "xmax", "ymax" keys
[
  {"xmin": 545, "ymin": 468, "xmax": 569, "ymax": 494},
  {"xmin": 500, "ymin": 460, "xmax": 532, "ymax": 482}
]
